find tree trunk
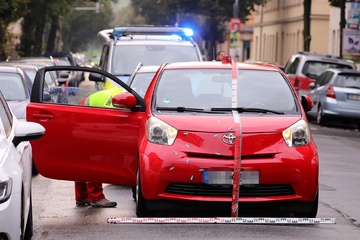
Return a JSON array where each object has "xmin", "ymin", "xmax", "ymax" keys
[
  {"xmin": 339, "ymin": 0, "xmax": 346, "ymax": 57},
  {"xmin": 46, "ymin": 17, "xmax": 59, "ymax": 53},
  {"xmin": 303, "ymin": 0, "xmax": 312, "ymax": 52}
]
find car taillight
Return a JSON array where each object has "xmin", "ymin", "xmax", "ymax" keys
[
  {"xmin": 326, "ymin": 85, "xmax": 336, "ymax": 98},
  {"xmin": 294, "ymin": 77, "xmax": 300, "ymax": 92}
]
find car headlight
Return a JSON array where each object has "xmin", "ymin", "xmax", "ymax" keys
[
  {"xmin": 282, "ymin": 120, "xmax": 311, "ymax": 147},
  {"xmin": 0, "ymin": 177, "xmax": 12, "ymax": 204},
  {"xmin": 146, "ymin": 117, "xmax": 177, "ymax": 145}
]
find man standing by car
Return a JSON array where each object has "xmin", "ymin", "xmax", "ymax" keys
[{"xmin": 75, "ymin": 88, "xmax": 124, "ymax": 207}]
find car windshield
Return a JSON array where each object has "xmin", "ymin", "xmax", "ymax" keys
[
  {"xmin": 129, "ymin": 72, "xmax": 156, "ymax": 97},
  {"xmin": 0, "ymin": 73, "xmax": 26, "ymax": 101},
  {"xmin": 302, "ymin": 61, "xmax": 353, "ymax": 78},
  {"xmin": 154, "ymin": 69, "xmax": 298, "ymax": 114},
  {"xmin": 334, "ymin": 73, "xmax": 360, "ymax": 89},
  {"xmin": 23, "ymin": 68, "xmax": 37, "ymax": 82},
  {"xmin": 112, "ymin": 45, "xmax": 200, "ymax": 75}
]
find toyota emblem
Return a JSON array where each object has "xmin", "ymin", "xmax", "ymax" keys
[{"xmin": 222, "ymin": 133, "xmax": 236, "ymax": 145}]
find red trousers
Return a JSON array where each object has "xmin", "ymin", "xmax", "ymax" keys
[{"xmin": 75, "ymin": 182, "xmax": 105, "ymax": 202}]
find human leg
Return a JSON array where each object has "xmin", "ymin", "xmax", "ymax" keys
[
  {"xmin": 75, "ymin": 181, "xmax": 90, "ymax": 205},
  {"xmin": 86, "ymin": 182, "xmax": 117, "ymax": 208}
]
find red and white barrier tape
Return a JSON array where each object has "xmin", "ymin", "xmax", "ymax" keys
[{"xmin": 107, "ymin": 217, "xmax": 336, "ymax": 224}]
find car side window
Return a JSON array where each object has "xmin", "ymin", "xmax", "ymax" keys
[
  {"xmin": 316, "ymin": 72, "xmax": 333, "ymax": 87},
  {"xmin": 284, "ymin": 57, "xmax": 300, "ymax": 74},
  {"xmin": 0, "ymin": 91, "xmax": 13, "ymax": 138},
  {"xmin": 99, "ymin": 45, "xmax": 109, "ymax": 71},
  {"xmin": 321, "ymin": 72, "xmax": 334, "ymax": 86}
]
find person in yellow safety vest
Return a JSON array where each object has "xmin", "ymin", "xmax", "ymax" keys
[
  {"xmin": 75, "ymin": 87, "xmax": 124, "ymax": 207},
  {"xmin": 85, "ymin": 87, "xmax": 125, "ymax": 107}
]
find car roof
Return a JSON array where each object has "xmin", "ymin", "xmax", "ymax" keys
[
  {"xmin": 0, "ymin": 61, "xmax": 38, "ymax": 70},
  {"xmin": 136, "ymin": 65, "xmax": 161, "ymax": 73},
  {"xmin": 292, "ymin": 52, "xmax": 355, "ymax": 65},
  {"xmin": 163, "ymin": 61, "xmax": 281, "ymax": 71},
  {"xmin": 0, "ymin": 65, "xmax": 25, "ymax": 73},
  {"xmin": 325, "ymin": 68, "xmax": 360, "ymax": 73}
]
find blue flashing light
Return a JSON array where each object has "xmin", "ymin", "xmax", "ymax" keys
[{"xmin": 182, "ymin": 28, "xmax": 194, "ymax": 37}]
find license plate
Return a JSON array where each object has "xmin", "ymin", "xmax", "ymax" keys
[
  {"xmin": 347, "ymin": 94, "xmax": 360, "ymax": 101},
  {"xmin": 202, "ymin": 171, "xmax": 259, "ymax": 185}
]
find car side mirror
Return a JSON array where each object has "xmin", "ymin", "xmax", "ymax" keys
[
  {"xmin": 13, "ymin": 122, "xmax": 45, "ymax": 147},
  {"xmin": 112, "ymin": 92, "xmax": 137, "ymax": 109},
  {"xmin": 301, "ymin": 95, "xmax": 313, "ymax": 112},
  {"xmin": 309, "ymin": 82, "xmax": 316, "ymax": 90},
  {"xmin": 89, "ymin": 72, "xmax": 104, "ymax": 83}
]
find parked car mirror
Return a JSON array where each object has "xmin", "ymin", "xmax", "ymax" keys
[
  {"xmin": 89, "ymin": 72, "xmax": 104, "ymax": 82},
  {"xmin": 13, "ymin": 121, "xmax": 45, "ymax": 147},
  {"xmin": 309, "ymin": 82, "xmax": 316, "ymax": 90},
  {"xmin": 301, "ymin": 95, "xmax": 313, "ymax": 112}
]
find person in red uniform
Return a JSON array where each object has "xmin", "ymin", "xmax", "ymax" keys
[{"xmin": 75, "ymin": 88, "xmax": 124, "ymax": 207}]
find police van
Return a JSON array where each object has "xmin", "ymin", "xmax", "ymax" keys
[{"xmin": 97, "ymin": 26, "xmax": 203, "ymax": 89}]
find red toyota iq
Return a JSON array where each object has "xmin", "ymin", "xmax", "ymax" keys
[{"xmin": 27, "ymin": 59, "xmax": 318, "ymax": 217}]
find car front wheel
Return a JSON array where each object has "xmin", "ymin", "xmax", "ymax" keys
[{"xmin": 136, "ymin": 168, "xmax": 153, "ymax": 217}]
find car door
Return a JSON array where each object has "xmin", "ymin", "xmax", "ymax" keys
[{"xmin": 27, "ymin": 66, "xmax": 146, "ymax": 186}]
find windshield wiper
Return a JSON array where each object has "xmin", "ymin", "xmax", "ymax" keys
[
  {"xmin": 156, "ymin": 106, "xmax": 215, "ymax": 113},
  {"xmin": 211, "ymin": 107, "xmax": 285, "ymax": 115}
]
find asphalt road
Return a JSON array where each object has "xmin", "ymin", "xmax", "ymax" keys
[{"xmin": 30, "ymin": 123, "xmax": 360, "ymax": 240}]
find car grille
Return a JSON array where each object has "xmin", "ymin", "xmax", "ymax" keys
[{"xmin": 165, "ymin": 183, "xmax": 294, "ymax": 197}]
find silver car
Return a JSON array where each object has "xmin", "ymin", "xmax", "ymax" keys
[
  {"xmin": 0, "ymin": 91, "xmax": 45, "ymax": 240},
  {"xmin": 307, "ymin": 68, "xmax": 360, "ymax": 128}
]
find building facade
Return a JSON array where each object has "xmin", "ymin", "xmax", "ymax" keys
[{"xmin": 252, "ymin": 0, "xmax": 331, "ymax": 67}]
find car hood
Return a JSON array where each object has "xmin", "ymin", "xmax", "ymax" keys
[
  {"xmin": 7, "ymin": 100, "xmax": 28, "ymax": 120},
  {"xmin": 155, "ymin": 114, "xmax": 302, "ymax": 133},
  {"xmin": 155, "ymin": 114, "xmax": 303, "ymax": 157}
]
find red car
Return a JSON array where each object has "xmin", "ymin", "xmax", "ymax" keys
[{"xmin": 27, "ymin": 59, "xmax": 318, "ymax": 217}]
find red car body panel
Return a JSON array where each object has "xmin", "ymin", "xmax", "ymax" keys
[
  {"xmin": 27, "ymin": 102, "xmax": 144, "ymax": 185},
  {"xmin": 139, "ymin": 114, "xmax": 318, "ymax": 203},
  {"xmin": 26, "ymin": 63, "xmax": 319, "ymax": 216}
]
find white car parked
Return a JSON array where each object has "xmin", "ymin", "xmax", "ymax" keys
[{"xmin": 0, "ymin": 91, "xmax": 45, "ymax": 240}]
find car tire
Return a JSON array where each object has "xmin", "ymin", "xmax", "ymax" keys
[
  {"xmin": 132, "ymin": 186, "xmax": 136, "ymax": 201},
  {"xmin": 136, "ymin": 168, "xmax": 153, "ymax": 217},
  {"xmin": 24, "ymin": 195, "xmax": 33, "ymax": 240},
  {"xmin": 317, "ymin": 105, "xmax": 326, "ymax": 126},
  {"xmin": 32, "ymin": 160, "xmax": 39, "ymax": 176}
]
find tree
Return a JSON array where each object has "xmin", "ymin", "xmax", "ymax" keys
[
  {"xmin": 0, "ymin": 0, "xmax": 29, "ymax": 60},
  {"xmin": 130, "ymin": 0, "xmax": 268, "ymax": 59},
  {"xmin": 329, "ymin": 0, "xmax": 346, "ymax": 57},
  {"xmin": 61, "ymin": 0, "xmax": 114, "ymax": 52},
  {"xmin": 17, "ymin": 0, "xmax": 77, "ymax": 57},
  {"xmin": 304, "ymin": 0, "xmax": 312, "ymax": 52}
]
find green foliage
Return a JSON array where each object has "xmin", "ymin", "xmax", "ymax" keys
[
  {"xmin": 61, "ymin": 0, "xmax": 114, "ymax": 52},
  {"xmin": 0, "ymin": 0, "xmax": 29, "ymax": 60}
]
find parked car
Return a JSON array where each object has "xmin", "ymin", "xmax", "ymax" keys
[
  {"xmin": 0, "ymin": 65, "xmax": 33, "ymax": 120},
  {"xmin": 282, "ymin": 51, "xmax": 356, "ymax": 96},
  {"xmin": 126, "ymin": 64, "xmax": 159, "ymax": 97},
  {"xmin": 4, "ymin": 59, "xmax": 60, "ymax": 87},
  {"xmin": 97, "ymin": 26, "xmax": 203, "ymax": 88},
  {"xmin": 43, "ymin": 52, "xmax": 85, "ymax": 87},
  {"xmin": 0, "ymin": 91, "xmax": 45, "ymax": 240},
  {"xmin": 307, "ymin": 68, "xmax": 360, "ymax": 128},
  {"xmin": 26, "ymin": 59, "xmax": 318, "ymax": 218}
]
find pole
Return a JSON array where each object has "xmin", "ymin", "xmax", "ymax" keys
[{"xmin": 233, "ymin": 0, "xmax": 239, "ymax": 18}]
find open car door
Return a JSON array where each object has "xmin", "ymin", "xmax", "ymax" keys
[{"xmin": 27, "ymin": 66, "xmax": 146, "ymax": 185}]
